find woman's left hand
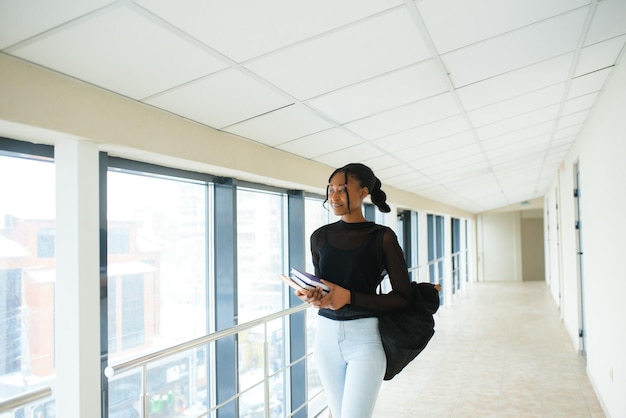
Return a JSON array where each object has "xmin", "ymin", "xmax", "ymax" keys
[{"xmin": 310, "ymin": 280, "xmax": 350, "ymax": 310}]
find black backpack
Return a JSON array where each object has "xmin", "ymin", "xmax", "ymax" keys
[{"xmin": 374, "ymin": 226, "xmax": 440, "ymax": 380}]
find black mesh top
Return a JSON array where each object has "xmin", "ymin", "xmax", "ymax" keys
[{"xmin": 310, "ymin": 220, "xmax": 411, "ymax": 320}]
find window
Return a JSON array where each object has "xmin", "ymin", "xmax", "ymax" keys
[
  {"xmin": 303, "ymin": 196, "xmax": 339, "ymax": 416},
  {"xmin": 236, "ymin": 187, "xmax": 287, "ymax": 416},
  {"xmin": 0, "ymin": 146, "xmax": 56, "ymax": 415},
  {"xmin": 106, "ymin": 165, "xmax": 210, "ymax": 416},
  {"xmin": 37, "ymin": 227, "xmax": 55, "ymax": 257},
  {"xmin": 304, "ymin": 197, "xmax": 339, "ymax": 273},
  {"xmin": 427, "ymin": 214, "xmax": 445, "ymax": 305},
  {"xmin": 108, "ymin": 227, "xmax": 130, "ymax": 254},
  {"xmin": 236, "ymin": 187, "xmax": 286, "ymax": 322}
]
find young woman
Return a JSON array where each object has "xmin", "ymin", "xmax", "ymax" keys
[{"xmin": 296, "ymin": 163, "xmax": 412, "ymax": 418}]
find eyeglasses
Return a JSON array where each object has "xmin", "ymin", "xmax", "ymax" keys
[{"xmin": 327, "ymin": 184, "xmax": 348, "ymax": 195}]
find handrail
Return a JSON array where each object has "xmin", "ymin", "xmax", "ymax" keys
[
  {"xmin": 0, "ymin": 386, "xmax": 52, "ymax": 413},
  {"xmin": 105, "ymin": 258, "xmax": 464, "ymax": 416},
  {"xmin": 107, "ymin": 256, "xmax": 460, "ymax": 378},
  {"xmin": 105, "ymin": 302, "xmax": 309, "ymax": 378}
]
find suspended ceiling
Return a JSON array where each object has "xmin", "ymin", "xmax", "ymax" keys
[{"xmin": 1, "ymin": 0, "xmax": 625, "ymax": 213}]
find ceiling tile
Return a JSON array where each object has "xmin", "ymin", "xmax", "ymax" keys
[
  {"xmin": 382, "ymin": 170, "xmax": 423, "ymax": 185},
  {"xmin": 409, "ymin": 144, "xmax": 484, "ymax": 169},
  {"xmin": 398, "ymin": 131, "xmax": 477, "ymax": 161},
  {"xmin": 448, "ymin": 175, "xmax": 503, "ymax": 196},
  {"xmin": 362, "ymin": 155, "xmax": 403, "ymax": 172},
  {"xmin": 497, "ymin": 159, "xmax": 545, "ymax": 174},
  {"xmin": 551, "ymin": 135, "xmax": 577, "ymax": 149},
  {"xmin": 457, "ymin": 53, "xmax": 573, "ymax": 110},
  {"xmin": 584, "ymin": 0, "xmax": 626, "ymax": 45},
  {"xmin": 481, "ymin": 121, "xmax": 553, "ymax": 150},
  {"xmin": 0, "ymin": 0, "xmax": 116, "ymax": 49},
  {"xmin": 145, "ymin": 68, "xmax": 292, "ymax": 129},
  {"xmin": 134, "ymin": 0, "xmax": 403, "ymax": 62},
  {"xmin": 244, "ymin": 8, "xmax": 430, "ymax": 100},
  {"xmin": 278, "ymin": 128, "xmax": 364, "ymax": 159},
  {"xmin": 467, "ymin": 84, "xmax": 564, "ymax": 127},
  {"xmin": 556, "ymin": 110, "xmax": 589, "ymax": 130},
  {"xmin": 398, "ymin": 177, "xmax": 438, "ymax": 192},
  {"xmin": 568, "ymin": 66, "xmax": 612, "ymax": 98},
  {"xmin": 373, "ymin": 115, "xmax": 470, "ymax": 152},
  {"xmin": 476, "ymin": 104, "xmax": 560, "ymax": 140},
  {"xmin": 554, "ymin": 125, "xmax": 582, "ymax": 140},
  {"xmin": 306, "ymin": 61, "xmax": 448, "ymax": 124},
  {"xmin": 575, "ymin": 35, "xmax": 626, "ymax": 77},
  {"xmin": 345, "ymin": 93, "xmax": 459, "ymax": 140},
  {"xmin": 420, "ymin": 158, "xmax": 490, "ymax": 181},
  {"xmin": 223, "ymin": 104, "xmax": 333, "ymax": 146},
  {"xmin": 491, "ymin": 150, "xmax": 545, "ymax": 169},
  {"xmin": 416, "ymin": 0, "xmax": 590, "ymax": 53},
  {"xmin": 442, "ymin": 7, "xmax": 587, "ymax": 87},
  {"xmin": 313, "ymin": 142, "xmax": 384, "ymax": 168},
  {"xmin": 562, "ymin": 92, "xmax": 598, "ymax": 115},
  {"xmin": 376, "ymin": 164, "xmax": 415, "ymax": 182},
  {"xmin": 9, "ymin": 6, "xmax": 229, "ymax": 100},
  {"xmin": 485, "ymin": 134, "xmax": 551, "ymax": 159}
]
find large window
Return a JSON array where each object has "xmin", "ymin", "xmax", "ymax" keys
[
  {"xmin": 0, "ymin": 146, "xmax": 56, "ymax": 417},
  {"xmin": 106, "ymin": 165, "xmax": 210, "ymax": 417},
  {"xmin": 303, "ymin": 197, "xmax": 338, "ymax": 416},
  {"xmin": 236, "ymin": 187, "xmax": 286, "ymax": 322},
  {"xmin": 304, "ymin": 197, "xmax": 338, "ymax": 273},
  {"xmin": 236, "ymin": 187, "xmax": 288, "ymax": 418},
  {"xmin": 427, "ymin": 214, "xmax": 445, "ymax": 305}
]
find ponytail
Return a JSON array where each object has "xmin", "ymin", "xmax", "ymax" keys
[{"xmin": 370, "ymin": 177, "xmax": 391, "ymax": 213}]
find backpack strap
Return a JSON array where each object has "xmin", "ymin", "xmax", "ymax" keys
[{"xmin": 375, "ymin": 226, "xmax": 387, "ymax": 294}]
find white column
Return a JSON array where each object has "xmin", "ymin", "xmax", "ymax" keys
[
  {"xmin": 459, "ymin": 219, "xmax": 468, "ymax": 290},
  {"xmin": 55, "ymin": 138, "xmax": 101, "ymax": 418},
  {"xmin": 443, "ymin": 215, "xmax": 452, "ymax": 306},
  {"xmin": 417, "ymin": 212, "xmax": 429, "ymax": 283}
]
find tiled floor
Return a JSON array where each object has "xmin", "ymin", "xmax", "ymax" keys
[{"xmin": 373, "ymin": 281, "xmax": 606, "ymax": 418}]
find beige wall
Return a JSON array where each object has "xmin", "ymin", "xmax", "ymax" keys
[
  {"xmin": 521, "ymin": 215, "xmax": 545, "ymax": 281},
  {"xmin": 0, "ymin": 53, "xmax": 473, "ymax": 220}
]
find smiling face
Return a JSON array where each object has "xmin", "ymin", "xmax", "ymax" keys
[{"xmin": 327, "ymin": 172, "xmax": 369, "ymax": 222}]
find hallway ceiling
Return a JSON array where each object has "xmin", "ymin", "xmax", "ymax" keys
[{"xmin": 1, "ymin": 0, "xmax": 625, "ymax": 213}]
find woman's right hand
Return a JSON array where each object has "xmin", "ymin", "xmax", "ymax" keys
[{"xmin": 296, "ymin": 286, "xmax": 324, "ymax": 304}]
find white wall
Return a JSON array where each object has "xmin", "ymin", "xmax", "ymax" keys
[
  {"xmin": 477, "ymin": 211, "xmax": 521, "ymax": 281},
  {"xmin": 545, "ymin": 55, "xmax": 626, "ymax": 417}
]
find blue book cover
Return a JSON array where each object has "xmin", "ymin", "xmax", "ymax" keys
[{"xmin": 290, "ymin": 268, "xmax": 330, "ymax": 293}]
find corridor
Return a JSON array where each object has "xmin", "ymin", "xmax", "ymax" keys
[{"xmin": 373, "ymin": 282, "xmax": 605, "ymax": 418}]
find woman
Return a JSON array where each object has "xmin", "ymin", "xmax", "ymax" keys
[{"xmin": 296, "ymin": 163, "xmax": 412, "ymax": 418}]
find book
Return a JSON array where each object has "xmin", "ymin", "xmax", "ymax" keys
[
  {"xmin": 279, "ymin": 274, "xmax": 306, "ymax": 293},
  {"xmin": 290, "ymin": 268, "xmax": 330, "ymax": 294},
  {"xmin": 278, "ymin": 268, "xmax": 330, "ymax": 294},
  {"xmin": 288, "ymin": 274, "xmax": 317, "ymax": 292}
]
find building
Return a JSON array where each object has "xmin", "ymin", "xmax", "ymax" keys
[{"xmin": 1, "ymin": 2, "xmax": 626, "ymax": 417}]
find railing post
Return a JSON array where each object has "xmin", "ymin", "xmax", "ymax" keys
[
  {"xmin": 264, "ymin": 322, "xmax": 271, "ymax": 418},
  {"xmin": 141, "ymin": 364, "xmax": 148, "ymax": 418}
]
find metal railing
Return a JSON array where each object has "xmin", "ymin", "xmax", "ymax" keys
[
  {"xmin": 106, "ymin": 256, "xmax": 469, "ymax": 418},
  {"xmin": 105, "ymin": 303, "xmax": 312, "ymax": 418},
  {"xmin": 0, "ymin": 386, "xmax": 52, "ymax": 414}
]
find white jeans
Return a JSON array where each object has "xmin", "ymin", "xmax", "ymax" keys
[{"xmin": 313, "ymin": 316, "xmax": 386, "ymax": 418}]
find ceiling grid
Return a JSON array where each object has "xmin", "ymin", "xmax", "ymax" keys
[{"xmin": 1, "ymin": 0, "xmax": 625, "ymax": 212}]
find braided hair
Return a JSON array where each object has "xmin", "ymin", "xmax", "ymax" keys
[{"xmin": 325, "ymin": 163, "xmax": 391, "ymax": 213}]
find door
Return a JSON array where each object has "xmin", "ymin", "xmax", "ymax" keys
[{"xmin": 573, "ymin": 163, "xmax": 586, "ymax": 357}]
